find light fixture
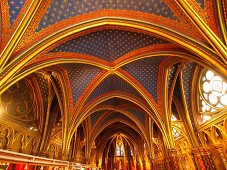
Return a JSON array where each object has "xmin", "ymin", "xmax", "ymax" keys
[{"xmin": 29, "ymin": 126, "xmax": 38, "ymax": 131}]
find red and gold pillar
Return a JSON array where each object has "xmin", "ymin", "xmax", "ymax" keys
[
  {"xmin": 213, "ymin": 144, "xmax": 227, "ymax": 169},
  {"xmin": 198, "ymin": 147, "xmax": 215, "ymax": 169},
  {"xmin": 190, "ymin": 148, "xmax": 206, "ymax": 170},
  {"xmin": 168, "ymin": 149, "xmax": 179, "ymax": 169}
]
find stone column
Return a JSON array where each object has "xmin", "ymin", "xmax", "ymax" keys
[
  {"xmin": 168, "ymin": 149, "xmax": 179, "ymax": 170},
  {"xmin": 61, "ymin": 152, "xmax": 69, "ymax": 161},
  {"xmin": 213, "ymin": 144, "xmax": 227, "ymax": 169},
  {"xmin": 189, "ymin": 148, "xmax": 198, "ymax": 169},
  {"xmin": 135, "ymin": 157, "xmax": 141, "ymax": 170},
  {"xmin": 5, "ymin": 145, "xmax": 11, "ymax": 151},
  {"xmin": 198, "ymin": 147, "xmax": 215, "ymax": 169},
  {"xmin": 85, "ymin": 157, "xmax": 90, "ymax": 164},
  {"xmin": 147, "ymin": 157, "xmax": 152, "ymax": 170},
  {"xmin": 151, "ymin": 159, "xmax": 155, "ymax": 170},
  {"xmin": 96, "ymin": 159, "xmax": 100, "ymax": 169},
  {"xmin": 164, "ymin": 156, "xmax": 171, "ymax": 170},
  {"xmin": 178, "ymin": 154, "xmax": 186, "ymax": 170},
  {"xmin": 190, "ymin": 148, "xmax": 207, "ymax": 170}
]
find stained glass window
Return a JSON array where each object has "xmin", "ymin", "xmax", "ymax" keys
[
  {"xmin": 200, "ymin": 70, "xmax": 227, "ymax": 123},
  {"xmin": 171, "ymin": 114, "xmax": 177, "ymax": 121},
  {"xmin": 172, "ymin": 127, "xmax": 180, "ymax": 138},
  {"xmin": 116, "ymin": 136, "xmax": 124, "ymax": 156}
]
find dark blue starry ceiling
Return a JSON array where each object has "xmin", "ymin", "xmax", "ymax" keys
[
  {"xmin": 8, "ymin": 0, "xmax": 25, "ymax": 26},
  {"xmin": 87, "ymin": 75, "xmax": 144, "ymax": 104},
  {"xmin": 37, "ymin": 0, "xmax": 178, "ymax": 31},
  {"xmin": 103, "ymin": 112, "xmax": 134, "ymax": 125},
  {"xmin": 62, "ymin": 64, "xmax": 102, "ymax": 104},
  {"xmin": 128, "ymin": 109, "xmax": 145, "ymax": 125},
  {"xmin": 182, "ymin": 63, "xmax": 196, "ymax": 121},
  {"xmin": 168, "ymin": 64, "xmax": 178, "ymax": 94},
  {"xmin": 99, "ymin": 97, "xmax": 132, "ymax": 106},
  {"xmin": 122, "ymin": 57, "xmax": 166, "ymax": 102},
  {"xmin": 90, "ymin": 98, "xmax": 137, "ymax": 127},
  {"xmin": 196, "ymin": 0, "xmax": 205, "ymax": 8},
  {"xmin": 52, "ymin": 75, "xmax": 63, "ymax": 101},
  {"xmin": 91, "ymin": 110, "xmax": 104, "ymax": 127},
  {"xmin": 35, "ymin": 73, "xmax": 49, "ymax": 114},
  {"xmin": 50, "ymin": 29, "xmax": 167, "ymax": 62}
]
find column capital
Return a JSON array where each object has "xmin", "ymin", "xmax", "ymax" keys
[
  {"xmin": 190, "ymin": 147, "xmax": 201, "ymax": 156},
  {"xmin": 212, "ymin": 144, "xmax": 227, "ymax": 169},
  {"xmin": 197, "ymin": 147, "xmax": 211, "ymax": 156},
  {"xmin": 62, "ymin": 152, "xmax": 69, "ymax": 160},
  {"xmin": 168, "ymin": 148, "xmax": 180, "ymax": 155},
  {"xmin": 212, "ymin": 144, "xmax": 224, "ymax": 153},
  {"xmin": 5, "ymin": 145, "xmax": 12, "ymax": 151},
  {"xmin": 212, "ymin": 143, "xmax": 222, "ymax": 148}
]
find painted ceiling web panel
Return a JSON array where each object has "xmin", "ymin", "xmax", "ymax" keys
[
  {"xmin": 35, "ymin": 74, "xmax": 49, "ymax": 114},
  {"xmin": 103, "ymin": 112, "xmax": 117, "ymax": 123},
  {"xmin": 37, "ymin": 0, "xmax": 178, "ymax": 31},
  {"xmin": 8, "ymin": 0, "xmax": 25, "ymax": 26},
  {"xmin": 0, "ymin": 79, "xmax": 36, "ymax": 127},
  {"xmin": 127, "ymin": 109, "xmax": 145, "ymax": 125},
  {"xmin": 182, "ymin": 62, "xmax": 202, "ymax": 144},
  {"xmin": 62, "ymin": 64, "xmax": 101, "ymax": 105},
  {"xmin": 103, "ymin": 112, "xmax": 133, "ymax": 125},
  {"xmin": 90, "ymin": 110, "xmax": 105, "ymax": 127},
  {"xmin": 87, "ymin": 75, "xmax": 144, "ymax": 104},
  {"xmin": 168, "ymin": 64, "xmax": 178, "ymax": 93},
  {"xmin": 196, "ymin": 0, "xmax": 205, "ymax": 8},
  {"xmin": 50, "ymin": 29, "xmax": 167, "ymax": 62},
  {"xmin": 100, "ymin": 98, "xmax": 132, "ymax": 106},
  {"xmin": 122, "ymin": 57, "xmax": 166, "ymax": 102},
  {"xmin": 52, "ymin": 76, "xmax": 63, "ymax": 101},
  {"xmin": 182, "ymin": 62, "xmax": 196, "ymax": 123}
]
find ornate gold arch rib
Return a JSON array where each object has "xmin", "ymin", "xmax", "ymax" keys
[
  {"xmin": 0, "ymin": 17, "xmax": 226, "ymax": 95},
  {"xmin": 90, "ymin": 118, "xmax": 148, "ymax": 157}
]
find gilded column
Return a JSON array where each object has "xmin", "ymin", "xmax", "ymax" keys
[
  {"xmin": 212, "ymin": 144, "xmax": 227, "ymax": 169},
  {"xmin": 198, "ymin": 147, "xmax": 215, "ymax": 170},
  {"xmin": 142, "ymin": 159, "xmax": 146, "ymax": 170},
  {"xmin": 190, "ymin": 148, "xmax": 206, "ymax": 170},
  {"xmin": 61, "ymin": 152, "xmax": 69, "ymax": 161},
  {"xmin": 189, "ymin": 149, "xmax": 199, "ymax": 170},
  {"xmin": 147, "ymin": 157, "xmax": 152, "ymax": 170},
  {"xmin": 151, "ymin": 159, "xmax": 155, "ymax": 170},
  {"xmin": 179, "ymin": 154, "xmax": 187, "ymax": 170},
  {"xmin": 168, "ymin": 149, "xmax": 179, "ymax": 169}
]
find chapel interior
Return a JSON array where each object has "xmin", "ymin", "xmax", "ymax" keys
[{"xmin": 0, "ymin": 0, "xmax": 227, "ymax": 169}]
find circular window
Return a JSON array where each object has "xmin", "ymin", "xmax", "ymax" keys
[{"xmin": 200, "ymin": 70, "xmax": 227, "ymax": 123}]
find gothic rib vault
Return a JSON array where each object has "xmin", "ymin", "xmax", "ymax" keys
[{"xmin": 0, "ymin": 0, "xmax": 227, "ymax": 169}]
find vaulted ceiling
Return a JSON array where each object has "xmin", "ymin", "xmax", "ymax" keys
[{"xmin": 0, "ymin": 0, "xmax": 226, "ymax": 163}]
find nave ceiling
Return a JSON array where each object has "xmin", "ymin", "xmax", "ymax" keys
[{"xmin": 0, "ymin": 0, "xmax": 226, "ymax": 166}]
